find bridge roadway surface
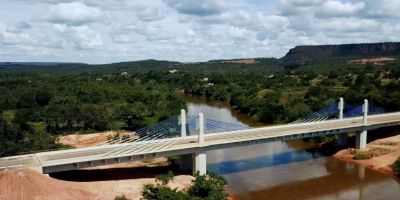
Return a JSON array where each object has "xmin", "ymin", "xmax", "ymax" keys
[{"xmin": 1, "ymin": 112, "xmax": 400, "ymax": 173}]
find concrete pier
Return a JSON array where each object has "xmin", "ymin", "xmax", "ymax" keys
[
  {"xmin": 356, "ymin": 130, "xmax": 367, "ymax": 149},
  {"xmin": 355, "ymin": 100, "xmax": 368, "ymax": 149},
  {"xmin": 194, "ymin": 151, "xmax": 207, "ymax": 175},
  {"xmin": 178, "ymin": 151, "xmax": 207, "ymax": 175}
]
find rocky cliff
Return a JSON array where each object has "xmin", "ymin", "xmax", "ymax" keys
[{"xmin": 281, "ymin": 42, "xmax": 400, "ymax": 63}]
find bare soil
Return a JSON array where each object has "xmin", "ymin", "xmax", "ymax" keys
[
  {"xmin": 58, "ymin": 131, "xmax": 135, "ymax": 148},
  {"xmin": 0, "ymin": 159, "xmax": 193, "ymax": 200},
  {"xmin": 0, "ymin": 169, "xmax": 97, "ymax": 200},
  {"xmin": 334, "ymin": 135, "xmax": 400, "ymax": 176},
  {"xmin": 221, "ymin": 59, "xmax": 258, "ymax": 64},
  {"xmin": 347, "ymin": 57, "xmax": 396, "ymax": 65}
]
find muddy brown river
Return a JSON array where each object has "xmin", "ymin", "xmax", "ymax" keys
[{"xmin": 183, "ymin": 95, "xmax": 400, "ymax": 200}]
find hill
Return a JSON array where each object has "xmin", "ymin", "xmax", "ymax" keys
[
  {"xmin": 281, "ymin": 42, "xmax": 400, "ymax": 64},
  {"xmin": 0, "ymin": 62, "xmax": 84, "ymax": 66}
]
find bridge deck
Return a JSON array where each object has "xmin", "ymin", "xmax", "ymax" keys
[{"xmin": 1, "ymin": 112, "xmax": 400, "ymax": 173}]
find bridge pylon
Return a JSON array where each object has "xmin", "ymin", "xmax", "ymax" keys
[
  {"xmin": 337, "ymin": 97, "xmax": 348, "ymax": 146},
  {"xmin": 179, "ymin": 112, "xmax": 207, "ymax": 175},
  {"xmin": 180, "ymin": 109, "xmax": 186, "ymax": 137}
]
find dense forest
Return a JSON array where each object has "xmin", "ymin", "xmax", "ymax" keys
[
  {"xmin": 1, "ymin": 44, "xmax": 400, "ymax": 157},
  {"xmin": 0, "ymin": 73, "xmax": 185, "ymax": 156}
]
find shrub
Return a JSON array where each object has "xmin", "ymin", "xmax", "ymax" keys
[
  {"xmin": 114, "ymin": 195, "xmax": 130, "ymax": 200},
  {"xmin": 391, "ymin": 157, "xmax": 400, "ymax": 177},
  {"xmin": 352, "ymin": 151, "xmax": 374, "ymax": 160},
  {"xmin": 142, "ymin": 184, "xmax": 188, "ymax": 200},
  {"xmin": 155, "ymin": 171, "xmax": 174, "ymax": 185},
  {"xmin": 187, "ymin": 172, "xmax": 228, "ymax": 200},
  {"xmin": 141, "ymin": 171, "xmax": 228, "ymax": 200}
]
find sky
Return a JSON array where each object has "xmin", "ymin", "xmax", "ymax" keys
[{"xmin": 0, "ymin": 0, "xmax": 399, "ymax": 63}]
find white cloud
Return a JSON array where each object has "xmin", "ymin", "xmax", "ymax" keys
[
  {"xmin": 54, "ymin": 25, "xmax": 103, "ymax": 49},
  {"xmin": 137, "ymin": 7, "xmax": 164, "ymax": 22},
  {"xmin": 363, "ymin": 0, "xmax": 400, "ymax": 18},
  {"xmin": 47, "ymin": 2, "xmax": 103, "ymax": 26},
  {"xmin": 317, "ymin": 0, "xmax": 365, "ymax": 17},
  {"xmin": 163, "ymin": 0, "xmax": 227, "ymax": 16},
  {"xmin": 278, "ymin": 0, "xmax": 323, "ymax": 15},
  {"xmin": 0, "ymin": 0, "xmax": 399, "ymax": 63}
]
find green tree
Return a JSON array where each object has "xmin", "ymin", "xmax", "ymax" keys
[{"xmin": 187, "ymin": 172, "xmax": 228, "ymax": 200}]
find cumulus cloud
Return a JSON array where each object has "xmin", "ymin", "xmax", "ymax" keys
[
  {"xmin": 317, "ymin": 0, "xmax": 365, "ymax": 18},
  {"xmin": 0, "ymin": 23, "xmax": 33, "ymax": 46},
  {"xmin": 47, "ymin": 2, "xmax": 103, "ymax": 26},
  {"xmin": 362, "ymin": 0, "xmax": 400, "ymax": 18},
  {"xmin": 163, "ymin": 0, "xmax": 227, "ymax": 16},
  {"xmin": 0, "ymin": 0, "xmax": 399, "ymax": 63},
  {"xmin": 54, "ymin": 25, "xmax": 103, "ymax": 49},
  {"xmin": 6, "ymin": 22, "xmax": 32, "ymax": 33},
  {"xmin": 137, "ymin": 7, "xmax": 164, "ymax": 22},
  {"xmin": 278, "ymin": 0, "xmax": 323, "ymax": 15}
]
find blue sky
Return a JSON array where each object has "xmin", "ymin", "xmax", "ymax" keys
[{"xmin": 0, "ymin": 0, "xmax": 399, "ymax": 63}]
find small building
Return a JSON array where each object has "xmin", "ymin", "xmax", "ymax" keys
[{"xmin": 169, "ymin": 69, "xmax": 179, "ymax": 74}]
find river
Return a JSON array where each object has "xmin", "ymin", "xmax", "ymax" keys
[{"xmin": 183, "ymin": 95, "xmax": 400, "ymax": 200}]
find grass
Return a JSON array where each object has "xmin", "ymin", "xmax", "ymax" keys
[
  {"xmin": 350, "ymin": 148, "xmax": 391, "ymax": 160},
  {"xmin": 2, "ymin": 110, "xmax": 15, "ymax": 123},
  {"xmin": 352, "ymin": 151, "xmax": 374, "ymax": 160},
  {"xmin": 380, "ymin": 141, "xmax": 398, "ymax": 146},
  {"xmin": 29, "ymin": 122, "xmax": 45, "ymax": 133}
]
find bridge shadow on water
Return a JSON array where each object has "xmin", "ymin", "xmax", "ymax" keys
[
  {"xmin": 50, "ymin": 165, "xmax": 191, "ymax": 182},
  {"xmin": 207, "ymin": 148, "xmax": 324, "ymax": 175}
]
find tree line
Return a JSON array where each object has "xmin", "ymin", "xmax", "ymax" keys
[{"xmin": 1, "ymin": 59, "xmax": 399, "ymax": 156}]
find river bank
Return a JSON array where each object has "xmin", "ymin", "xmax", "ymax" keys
[{"xmin": 334, "ymin": 134, "xmax": 400, "ymax": 177}]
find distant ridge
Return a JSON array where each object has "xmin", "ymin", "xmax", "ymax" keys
[
  {"xmin": 0, "ymin": 62, "xmax": 86, "ymax": 66},
  {"xmin": 280, "ymin": 42, "xmax": 400, "ymax": 64}
]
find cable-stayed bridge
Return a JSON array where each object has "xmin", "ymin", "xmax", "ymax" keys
[{"xmin": 1, "ymin": 98, "xmax": 400, "ymax": 175}]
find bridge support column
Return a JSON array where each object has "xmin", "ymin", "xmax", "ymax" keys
[
  {"xmin": 356, "ymin": 99, "xmax": 368, "ymax": 149},
  {"xmin": 179, "ymin": 152, "xmax": 207, "ymax": 175},
  {"xmin": 356, "ymin": 130, "xmax": 367, "ymax": 149},
  {"xmin": 194, "ymin": 150, "xmax": 207, "ymax": 175}
]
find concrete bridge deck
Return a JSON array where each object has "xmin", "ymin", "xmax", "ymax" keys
[{"xmin": 2, "ymin": 111, "xmax": 400, "ymax": 174}]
